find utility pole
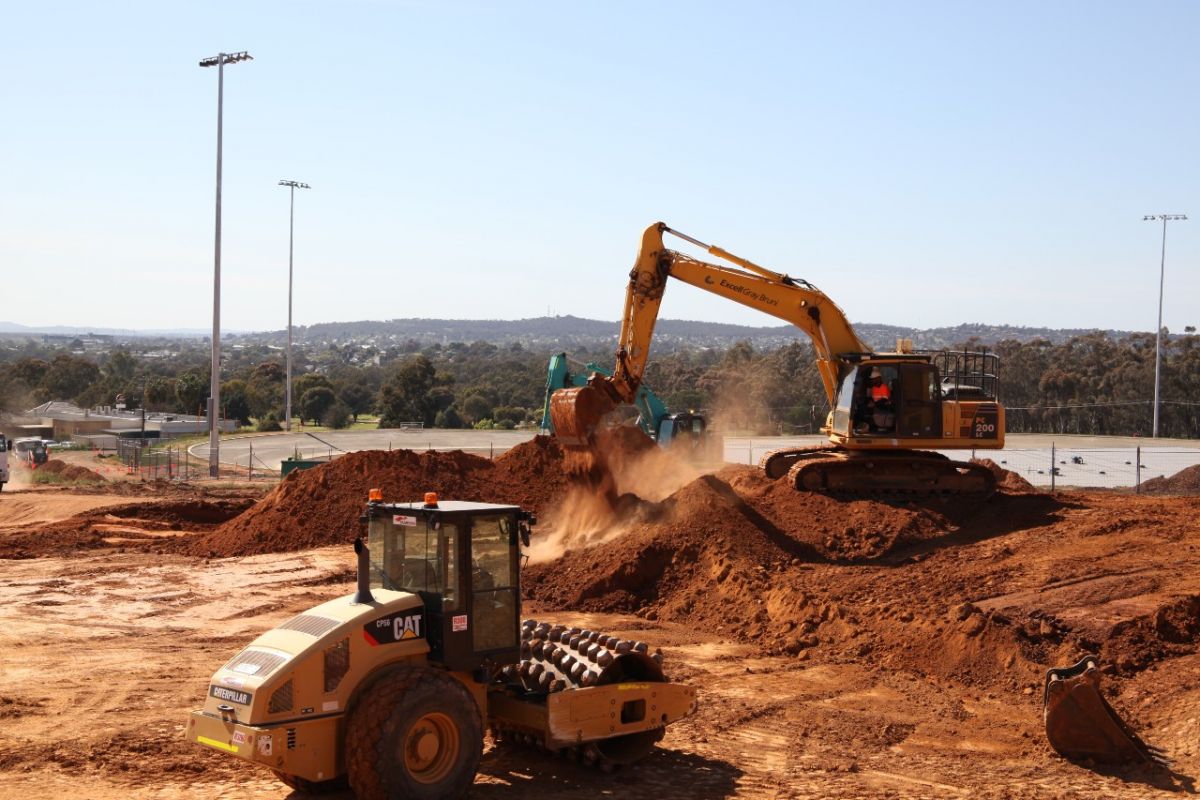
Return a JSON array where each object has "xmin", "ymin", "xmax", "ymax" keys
[
  {"xmin": 199, "ymin": 50, "xmax": 253, "ymax": 477},
  {"xmin": 1142, "ymin": 213, "xmax": 1187, "ymax": 438},
  {"xmin": 279, "ymin": 180, "xmax": 311, "ymax": 432}
]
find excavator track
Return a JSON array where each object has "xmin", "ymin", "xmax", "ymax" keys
[
  {"xmin": 759, "ymin": 445, "xmax": 840, "ymax": 480},
  {"xmin": 492, "ymin": 619, "xmax": 669, "ymax": 771},
  {"xmin": 764, "ymin": 447, "xmax": 996, "ymax": 498}
]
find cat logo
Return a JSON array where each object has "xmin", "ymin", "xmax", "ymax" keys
[{"xmin": 363, "ymin": 609, "xmax": 425, "ymax": 646}]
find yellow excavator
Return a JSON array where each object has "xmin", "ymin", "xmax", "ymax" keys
[{"xmin": 551, "ymin": 222, "xmax": 1006, "ymax": 497}]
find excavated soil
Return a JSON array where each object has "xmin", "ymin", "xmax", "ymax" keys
[
  {"xmin": 33, "ymin": 459, "xmax": 107, "ymax": 483},
  {"xmin": 972, "ymin": 457, "xmax": 1039, "ymax": 493},
  {"xmin": 3, "ymin": 429, "xmax": 1200, "ymax": 798},
  {"xmin": 190, "ymin": 435, "xmax": 572, "ymax": 557},
  {"xmin": 1141, "ymin": 463, "xmax": 1200, "ymax": 495}
]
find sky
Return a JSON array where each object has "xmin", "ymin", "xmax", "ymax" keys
[{"xmin": 1, "ymin": 1, "xmax": 1197, "ymax": 334}]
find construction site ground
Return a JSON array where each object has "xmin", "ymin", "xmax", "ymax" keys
[{"xmin": 1, "ymin": 438, "xmax": 1198, "ymax": 799}]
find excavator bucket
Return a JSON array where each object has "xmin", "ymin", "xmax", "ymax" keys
[
  {"xmin": 1043, "ymin": 655, "xmax": 1165, "ymax": 766},
  {"xmin": 549, "ymin": 385, "xmax": 614, "ymax": 448}
]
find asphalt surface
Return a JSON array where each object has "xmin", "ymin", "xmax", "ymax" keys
[{"xmin": 189, "ymin": 429, "xmax": 1200, "ymax": 489}]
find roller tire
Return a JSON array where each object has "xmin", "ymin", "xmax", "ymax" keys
[
  {"xmin": 270, "ymin": 769, "xmax": 348, "ymax": 794},
  {"xmin": 345, "ymin": 666, "xmax": 482, "ymax": 800}
]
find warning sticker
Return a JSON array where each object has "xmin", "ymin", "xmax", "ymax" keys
[
  {"xmin": 393, "ymin": 515, "xmax": 418, "ymax": 527},
  {"xmin": 452, "ymin": 614, "xmax": 469, "ymax": 632}
]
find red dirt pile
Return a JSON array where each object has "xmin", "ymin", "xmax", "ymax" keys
[
  {"xmin": 972, "ymin": 457, "xmax": 1038, "ymax": 493},
  {"xmin": 1140, "ymin": 463, "xmax": 1200, "ymax": 495},
  {"xmin": 35, "ymin": 459, "xmax": 106, "ymax": 483},
  {"xmin": 0, "ymin": 499, "xmax": 253, "ymax": 559},
  {"xmin": 191, "ymin": 436, "xmax": 572, "ymax": 558},
  {"xmin": 523, "ymin": 467, "xmax": 1025, "ymax": 657}
]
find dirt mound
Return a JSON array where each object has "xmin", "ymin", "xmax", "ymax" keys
[
  {"xmin": 35, "ymin": 459, "xmax": 106, "ymax": 483},
  {"xmin": 730, "ymin": 466, "xmax": 977, "ymax": 561},
  {"xmin": 191, "ymin": 436, "xmax": 573, "ymax": 558},
  {"xmin": 1140, "ymin": 463, "xmax": 1200, "ymax": 495},
  {"xmin": 972, "ymin": 457, "xmax": 1038, "ymax": 493},
  {"xmin": 523, "ymin": 469, "xmax": 1014, "ymax": 652},
  {"xmin": 0, "ymin": 497, "xmax": 256, "ymax": 559}
]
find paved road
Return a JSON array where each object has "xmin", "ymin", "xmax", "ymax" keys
[{"xmin": 190, "ymin": 429, "xmax": 1200, "ymax": 489}]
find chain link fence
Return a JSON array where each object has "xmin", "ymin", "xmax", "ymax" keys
[
  {"xmin": 961, "ymin": 447, "xmax": 1200, "ymax": 490},
  {"xmin": 117, "ymin": 440, "xmax": 195, "ymax": 480}
]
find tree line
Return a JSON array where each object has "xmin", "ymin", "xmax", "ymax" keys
[{"xmin": 0, "ymin": 331, "xmax": 1196, "ymax": 438}]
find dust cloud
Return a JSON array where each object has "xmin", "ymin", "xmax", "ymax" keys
[{"xmin": 529, "ymin": 426, "xmax": 708, "ymax": 563}]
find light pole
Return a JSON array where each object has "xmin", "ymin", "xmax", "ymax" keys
[
  {"xmin": 199, "ymin": 50, "xmax": 253, "ymax": 477},
  {"xmin": 279, "ymin": 180, "xmax": 311, "ymax": 432},
  {"xmin": 1142, "ymin": 213, "xmax": 1187, "ymax": 438}
]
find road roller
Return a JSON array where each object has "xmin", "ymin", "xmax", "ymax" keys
[{"xmin": 187, "ymin": 491, "xmax": 697, "ymax": 798}]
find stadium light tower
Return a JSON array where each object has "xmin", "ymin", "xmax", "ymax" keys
[
  {"xmin": 279, "ymin": 180, "xmax": 311, "ymax": 432},
  {"xmin": 1142, "ymin": 213, "xmax": 1187, "ymax": 438},
  {"xmin": 199, "ymin": 50, "xmax": 253, "ymax": 477}
]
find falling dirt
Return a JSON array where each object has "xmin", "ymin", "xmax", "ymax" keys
[{"xmin": 3, "ymin": 428, "xmax": 1200, "ymax": 798}]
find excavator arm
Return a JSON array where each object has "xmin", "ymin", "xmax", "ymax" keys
[{"xmin": 552, "ymin": 222, "xmax": 870, "ymax": 445}]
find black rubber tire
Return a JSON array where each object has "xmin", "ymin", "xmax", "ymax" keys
[
  {"xmin": 270, "ymin": 769, "xmax": 348, "ymax": 795},
  {"xmin": 345, "ymin": 666, "xmax": 482, "ymax": 800}
]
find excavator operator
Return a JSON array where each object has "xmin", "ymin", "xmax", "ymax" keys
[{"xmin": 868, "ymin": 368, "xmax": 896, "ymax": 433}]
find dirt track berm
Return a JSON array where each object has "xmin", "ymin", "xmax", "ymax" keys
[{"xmin": 187, "ymin": 490, "xmax": 697, "ymax": 798}]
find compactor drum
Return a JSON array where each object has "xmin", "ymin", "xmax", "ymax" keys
[{"xmin": 188, "ymin": 493, "xmax": 696, "ymax": 798}]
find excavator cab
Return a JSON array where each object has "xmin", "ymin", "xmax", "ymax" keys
[{"xmin": 835, "ymin": 360, "xmax": 942, "ymax": 440}]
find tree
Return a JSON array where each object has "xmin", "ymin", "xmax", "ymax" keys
[
  {"xmin": 174, "ymin": 369, "xmax": 208, "ymax": 415},
  {"xmin": 378, "ymin": 355, "xmax": 444, "ymax": 428},
  {"xmin": 338, "ymin": 380, "xmax": 374, "ymax": 422},
  {"xmin": 323, "ymin": 401, "xmax": 352, "ymax": 430},
  {"xmin": 434, "ymin": 405, "xmax": 464, "ymax": 429},
  {"xmin": 292, "ymin": 373, "xmax": 333, "ymax": 407},
  {"xmin": 42, "ymin": 354, "xmax": 101, "ymax": 404},
  {"xmin": 246, "ymin": 361, "xmax": 285, "ymax": 420},
  {"xmin": 223, "ymin": 379, "xmax": 254, "ymax": 426},
  {"xmin": 300, "ymin": 387, "xmax": 336, "ymax": 424},
  {"xmin": 144, "ymin": 376, "xmax": 176, "ymax": 410},
  {"xmin": 461, "ymin": 393, "xmax": 493, "ymax": 425}
]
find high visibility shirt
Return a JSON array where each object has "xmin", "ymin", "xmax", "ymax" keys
[{"xmin": 871, "ymin": 383, "xmax": 891, "ymax": 402}]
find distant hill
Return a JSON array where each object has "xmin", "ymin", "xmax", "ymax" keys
[
  {"xmin": 249, "ymin": 316, "xmax": 1140, "ymax": 352},
  {"xmin": 1, "ymin": 316, "xmax": 1142, "ymax": 352}
]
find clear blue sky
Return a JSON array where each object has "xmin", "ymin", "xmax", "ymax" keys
[{"xmin": 2, "ymin": 1, "xmax": 1196, "ymax": 334}]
